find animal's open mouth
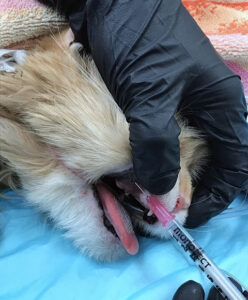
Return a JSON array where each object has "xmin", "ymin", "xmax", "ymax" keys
[
  {"xmin": 93, "ymin": 175, "xmax": 185, "ymax": 255},
  {"xmin": 93, "ymin": 176, "xmax": 147, "ymax": 255}
]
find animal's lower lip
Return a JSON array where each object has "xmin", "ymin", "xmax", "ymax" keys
[{"xmin": 94, "ymin": 176, "xmax": 158, "ymax": 240}]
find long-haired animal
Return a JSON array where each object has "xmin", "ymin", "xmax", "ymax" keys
[{"xmin": 0, "ymin": 30, "xmax": 208, "ymax": 261}]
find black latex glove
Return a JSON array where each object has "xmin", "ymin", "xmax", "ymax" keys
[
  {"xmin": 173, "ymin": 279, "xmax": 248, "ymax": 300},
  {"xmin": 173, "ymin": 280, "xmax": 205, "ymax": 300},
  {"xmin": 39, "ymin": 0, "xmax": 248, "ymax": 226}
]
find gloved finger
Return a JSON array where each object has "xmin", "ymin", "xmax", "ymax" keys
[
  {"xmin": 185, "ymin": 192, "xmax": 226, "ymax": 228},
  {"xmin": 129, "ymin": 113, "xmax": 181, "ymax": 195},
  {"xmin": 173, "ymin": 280, "xmax": 205, "ymax": 300},
  {"xmin": 244, "ymin": 291, "xmax": 248, "ymax": 299},
  {"xmin": 182, "ymin": 73, "xmax": 248, "ymax": 227},
  {"xmin": 184, "ymin": 76, "xmax": 248, "ymax": 187},
  {"xmin": 185, "ymin": 166, "xmax": 243, "ymax": 228},
  {"xmin": 207, "ymin": 277, "xmax": 243, "ymax": 300}
]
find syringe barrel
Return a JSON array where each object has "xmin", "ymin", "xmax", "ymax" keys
[{"xmin": 166, "ymin": 219, "xmax": 245, "ymax": 300}]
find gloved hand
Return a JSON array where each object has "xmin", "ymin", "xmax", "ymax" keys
[
  {"xmin": 39, "ymin": 0, "xmax": 248, "ymax": 227},
  {"xmin": 172, "ymin": 279, "xmax": 248, "ymax": 300}
]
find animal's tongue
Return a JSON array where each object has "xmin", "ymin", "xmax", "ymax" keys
[{"xmin": 96, "ymin": 184, "xmax": 139, "ymax": 255}]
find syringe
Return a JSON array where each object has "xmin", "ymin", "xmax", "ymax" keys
[{"xmin": 146, "ymin": 194, "xmax": 246, "ymax": 300}]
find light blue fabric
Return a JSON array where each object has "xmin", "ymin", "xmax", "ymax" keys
[{"xmin": 0, "ymin": 190, "xmax": 247, "ymax": 300}]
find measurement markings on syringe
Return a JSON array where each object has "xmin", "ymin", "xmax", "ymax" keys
[
  {"xmin": 172, "ymin": 226, "xmax": 229, "ymax": 299},
  {"xmin": 172, "ymin": 227, "xmax": 210, "ymax": 268}
]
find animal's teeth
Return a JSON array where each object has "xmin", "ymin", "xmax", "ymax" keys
[{"xmin": 147, "ymin": 210, "xmax": 153, "ymax": 216}]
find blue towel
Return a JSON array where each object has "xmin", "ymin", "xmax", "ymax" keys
[{"xmin": 0, "ymin": 190, "xmax": 247, "ymax": 300}]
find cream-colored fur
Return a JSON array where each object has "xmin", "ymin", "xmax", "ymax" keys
[{"xmin": 0, "ymin": 30, "xmax": 208, "ymax": 261}]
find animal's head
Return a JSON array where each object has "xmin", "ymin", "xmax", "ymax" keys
[{"xmin": 0, "ymin": 29, "xmax": 208, "ymax": 260}]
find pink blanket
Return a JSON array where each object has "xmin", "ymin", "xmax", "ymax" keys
[{"xmin": 183, "ymin": 0, "xmax": 248, "ymax": 102}]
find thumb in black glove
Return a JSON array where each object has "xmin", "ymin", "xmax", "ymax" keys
[{"xmin": 184, "ymin": 76, "xmax": 248, "ymax": 228}]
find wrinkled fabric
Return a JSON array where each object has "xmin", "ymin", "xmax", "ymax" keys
[{"xmin": 0, "ymin": 190, "xmax": 248, "ymax": 300}]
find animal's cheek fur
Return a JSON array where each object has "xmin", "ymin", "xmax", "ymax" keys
[{"xmin": 24, "ymin": 169, "xmax": 128, "ymax": 262}]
